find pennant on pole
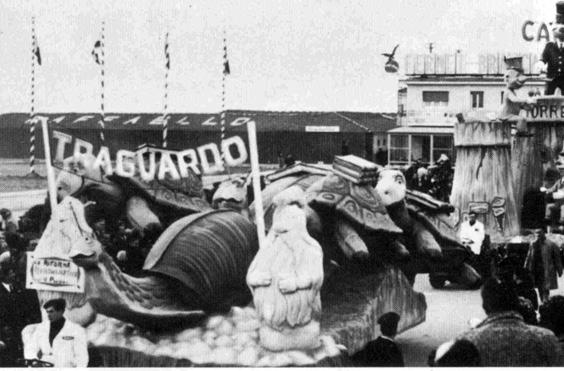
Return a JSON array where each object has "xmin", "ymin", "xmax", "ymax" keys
[
  {"xmin": 223, "ymin": 34, "xmax": 230, "ymax": 75},
  {"xmin": 164, "ymin": 34, "xmax": 170, "ymax": 70},
  {"xmin": 92, "ymin": 40, "xmax": 102, "ymax": 65},
  {"xmin": 33, "ymin": 43, "xmax": 41, "ymax": 66}
]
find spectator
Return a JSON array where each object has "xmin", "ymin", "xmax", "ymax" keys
[
  {"xmin": 457, "ymin": 277, "xmax": 559, "ymax": 366},
  {"xmin": 0, "ymin": 209, "xmax": 18, "ymax": 235},
  {"xmin": 284, "ymin": 154, "xmax": 296, "ymax": 167},
  {"xmin": 5, "ymin": 233, "xmax": 28, "ymax": 284},
  {"xmin": 428, "ymin": 154, "xmax": 453, "ymax": 202},
  {"xmin": 351, "ymin": 312, "xmax": 404, "ymax": 367},
  {"xmin": 374, "ymin": 148, "xmax": 387, "ymax": 166},
  {"xmin": 412, "ymin": 166, "xmax": 430, "ymax": 193},
  {"xmin": 539, "ymin": 295, "xmax": 564, "ymax": 365},
  {"xmin": 515, "ymin": 266, "xmax": 539, "ymax": 310},
  {"xmin": 341, "ymin": 140, "xmax": 350, "ymax": 156},
  {"xmin": 459, "ymin": 211, "xmax": 486, "ymax": 259},
  {"xmin": 25, "ymin": 298, "xmax": 88, "ymax": 367},
  {"xmin": 404, "ymin": 160, "xmax": 421, "ymax": 189},
  {"xmin": 0, "ymin": 257, "xmax": 41, "ymax": 367},
  {"xmin": 431, "ymin": 339, "xmax": 481, "ymax": 367},
  {"xmin": 516, "ymin": 296, "xmax": 538, "ymax": 325},
  {"xmin": 0, "ymin": 262, "xmax": 20, "ymax": 366},
  {"xmin": 525, "ymin": 228, "xmax": 563, "ymax": 303}
]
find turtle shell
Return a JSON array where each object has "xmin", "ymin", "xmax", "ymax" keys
[
  {"xmin": 307, "ymin": 174, "xmax": 402, "ymax": 233},
  {"xmin": 144, "ymin": 209, "xmax": 259, "ymax": 309},
  {"xmin": 109, "ymin": 170, "xmax": 211, "ymax": 214},
  {"xmin": 407, "ymin": 203, "xmax": 462, "ymax": 247}
]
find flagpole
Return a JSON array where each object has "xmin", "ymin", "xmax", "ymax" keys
[
  {"xmin": 162, "ymin": 31, "xmax": 170, "ymax": 148},
  {"xmin": 247, "ymin": 120, "xmax": 266, "ymax": 250},
  {"xmin": 28, "ymin": 16, "xmax": 37, "ymax": 177},
  {"xmin": 40, "ymin": 117, "xmax": 58, "ymax": 218},
  {"xmin": 220, "ymin": 30, "xmax": 231, "ymax": 176},
  {"xmin": 98, "ymin": 21, "xmax": 106, "ymax": 145}
]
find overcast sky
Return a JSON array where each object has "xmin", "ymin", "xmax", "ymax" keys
[{"xmin": 0, "ymin": 0, "xmax": 554, "ymax": 113}]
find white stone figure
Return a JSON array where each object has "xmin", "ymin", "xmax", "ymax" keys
[{"xmin": 246, "ymin": 186, "xmax": 324, "ymax": 351}]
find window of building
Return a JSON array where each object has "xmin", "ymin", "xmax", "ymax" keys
[
  {"xmin": 500, "ymin": 91, "xmax": 504, "ymax": 104},
  {"xmin": 432, "ymin": 135, "xmax": 455, "ymax": 164},
  {"xmin": 470, "ymin": 91, "xmax": 484, "ymax": 108},
  {"xmin": 412, "ymin": 135, "xmax": 431, "ymax": 164},
  {"xmin": 389, "ymin": 135, "xmax": 409, "ymax": 164},
  {"xmin": 422, "ymin": 91, "xmax": 449, "ymax": 107},
  {"xmin": 398, "ymin": 104, "xmax": 405, "ymax": 117}
]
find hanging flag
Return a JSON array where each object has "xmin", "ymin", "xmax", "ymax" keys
[
  {"xmin": 92, "ymin": 40, "xmax": 102, "ymax": 65},
  {"xmin": 223, "ymin": 36, "xmax": 230, "ymax": 75},
  {"xmin": 34, "ymin": 41, "xmax": 41, "ymax": 65},
  {"xmin": 223, "ymin": 59, "xmax": 230, "ymax": 75},
  {"xmin": 164, "ymin": 35, "xmax": 170, "ymax": 70}
]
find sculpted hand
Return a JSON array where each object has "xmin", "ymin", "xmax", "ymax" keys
[
  {"xmin": 278, "ymin": 275, "xmax": 297, "ymax": 293},
  {"xmin": 248, "ymin": 271, "xmax": 271, "ymax": 287},
  {"xmin": 540, "ymin": 186, "xmax": 547, "ymax": 193}
]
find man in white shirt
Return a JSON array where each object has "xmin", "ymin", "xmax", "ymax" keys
[
  {"xmin": 24, "ymin": 298, "xmax": 88, "ymax": 367},
  {"xmin": 459, "ymin": 211, "xmax": 485, "ymax": 256}
]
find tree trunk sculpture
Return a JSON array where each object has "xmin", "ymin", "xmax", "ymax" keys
[{"xmin": 451, "ymin": 120, "xmax": 519, "ymax": 242}]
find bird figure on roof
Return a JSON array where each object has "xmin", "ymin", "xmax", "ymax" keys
[{"xmin": 382, "ymin": 44, "xmax": 400, "ymax": 73}]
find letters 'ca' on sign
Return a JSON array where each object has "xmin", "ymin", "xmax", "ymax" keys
[{"xmin": 26, "ymin": 253, "xmax": 85, "ymax": 293}]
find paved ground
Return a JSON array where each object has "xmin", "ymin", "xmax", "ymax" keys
[{"xmin": 399, "ymin": 273, "xmax": 564, "ymax": 366}]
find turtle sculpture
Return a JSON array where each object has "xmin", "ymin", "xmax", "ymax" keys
[
  {"xmin": 42, "ymin": 197, "xmax": 425, "ymax": 357},
  {"xmin": 253, "ymin": 164, "xmax": 411, "ymax": 268},
  {"xmin": 375, "ymin": 169, "xmax": 481, "ymax": 288},
  {"xmin": 61, "ymin": 199, "xmax": 259, "ymax": 329},
  {"xmin": 55, "ymin": 154, "xmax": 211, "ymax": 237}
]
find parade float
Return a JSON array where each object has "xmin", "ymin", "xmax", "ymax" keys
[
  {"xmin": 26, "ymin": 147, "xmax": 433, "ymax": 366},
  {"xmin": 14, "ymin": 12, "xmax": 484, "ymax": 367}
]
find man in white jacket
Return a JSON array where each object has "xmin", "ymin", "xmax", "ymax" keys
[
  {"xmin": 24, "ymin": 298, "xmax": 88, "ymax": 367},
  {"xmin": 459, "ymin": 211, "xmax": 485, "ymax": 256}
]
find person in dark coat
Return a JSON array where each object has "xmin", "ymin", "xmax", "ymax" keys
[
  {"xmin": 539, "ymin": 295, "xmax": 564, "ymax": 365},
  {"xmin": 524, "ymin": 229, "xmax": 563, "ymax": 303},
  {"xmin": 458, "ymin": 277, "xmax": 559, "ymax": 366},
  {"xmin": 0, "ymin": 261, "xmax": 40, "ymax": 366},
  {"xmin": 540, "ymin": 8, "xmax": 564, "ymax": 96},
  {"xmin": 352, "ymin": 312, "xmax": 404, "ymax": 367}
]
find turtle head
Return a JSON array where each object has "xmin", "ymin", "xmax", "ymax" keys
[
  {"xmin": 69, "ymin": 233, "xmax": 104, "ymax": 269},
  {"xmin": 375, "ymin": 169, "xmax": 406, "ymax": 206},
  {"xmin": 56, "ymin": 154, "xmax": 101, "ymax": 202},
  {"xmin": 212, "ymin": 176, "xmax": 249, "ymax": 212}
]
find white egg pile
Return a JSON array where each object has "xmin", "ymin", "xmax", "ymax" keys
[{"xmin": 86, "ymin": 306, "xmax": 342, "ymax": 366}]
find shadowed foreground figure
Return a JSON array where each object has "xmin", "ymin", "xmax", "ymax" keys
[
  {"xmin": 351, "ymin": 312, "xmax": 404, "ymax": 367},
  {"xmin": 458, "ymin": 278, "xmax": 559, "ymax": 366},
  {"xmin": 540, "ymin": 295, "xmax": 564, "ymax": 366}
]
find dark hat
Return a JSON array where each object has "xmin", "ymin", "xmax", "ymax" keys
[
  {"xmin": 557, "ymin": 1, "xmax": 564, "ymax": 24},
  {"xmin": 377, "ymin": 312, "xmax": 400, "ymax": 327},
  {"xmin": 504, "ymin": 56, "xmax": 524, "ymax": 73}
]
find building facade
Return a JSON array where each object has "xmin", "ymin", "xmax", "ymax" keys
[{"xmin": 388, "ymin": 52, "xmax": 545, "ymax": 166}]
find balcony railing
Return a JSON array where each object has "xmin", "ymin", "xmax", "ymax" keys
[{"xmin": 398, "ymin": 108, "xmax": 498, "ymax": 126}]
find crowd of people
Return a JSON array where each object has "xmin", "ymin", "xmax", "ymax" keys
[{"xmin": 402, "ymin": 155, "xmax": 454, "ymax": 202}]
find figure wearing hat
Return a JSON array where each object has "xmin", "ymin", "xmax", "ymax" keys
[
  {"xmin": 498, "ymin": 56, "xmax": 535, "ymax": 137},
  {"xmin": 539, "ymin": 1, "xmax": 564, "ymax": 95}
]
